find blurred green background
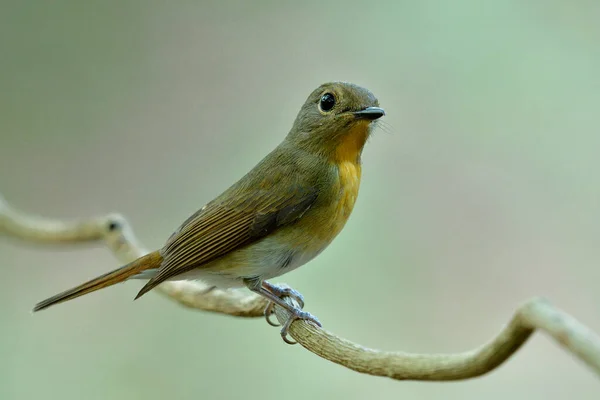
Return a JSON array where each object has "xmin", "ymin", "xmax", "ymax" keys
[{"xmin": 1, "ymin": 1, "xmax": 599, "ymax": 399}]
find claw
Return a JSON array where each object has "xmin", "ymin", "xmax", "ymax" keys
[
  {"xmin": 263, "ymin": 302, "xmax": 280, "ymax": 327},
  {"xmin": 280, "ymin": 310, "xmax": 322, "ymax": 345},
  {"xmin": 246, "ymin": 279, "xmax": 321, "ymax": 344}
]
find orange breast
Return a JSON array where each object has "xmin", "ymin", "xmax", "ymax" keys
[
  {"xmin": 335, "ymin": 160, "xmax": 361, "ymax": 220},
  {"xmin": 294, "ymin": 121, "xmax": 368, "ymax": 247}
]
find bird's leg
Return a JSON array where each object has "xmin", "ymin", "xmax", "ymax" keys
[
  {"xmin": 244, "ymin": 278, "xmax": 321, "ymax": 344},
  {"xmin": 261, "ymin": 281, "xmax": 305, "ymax": 327},
  {"xmin": 262, "ymin": 281, "xmax": 305, "ymax": 308}
]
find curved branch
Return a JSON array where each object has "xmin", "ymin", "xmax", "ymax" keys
[{"xmin": 2, "ymin": 193, "xmax": 599, "ymax": 380}]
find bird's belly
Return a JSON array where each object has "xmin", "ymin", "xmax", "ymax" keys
[{"xmin": 174, "ymin": 235, "xmax": 326, "ymax": 288}]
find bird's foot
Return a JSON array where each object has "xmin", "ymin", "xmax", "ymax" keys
[
  {"xmin": 279, "ymin": 308, "xmax": 321, "ymax": 345},
  {"xmin": 244, "ymin": 279, "xmax": 321, "ymax": 344},
  {"xmin": 262, "ymin": 282, "xmax": 306, "ymax": 326}
]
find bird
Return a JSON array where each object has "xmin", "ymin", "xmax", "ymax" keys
[{"xmin": 33, "ymin": 81, "xmax": 385, "ymax": 343}]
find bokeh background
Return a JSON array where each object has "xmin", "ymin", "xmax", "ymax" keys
[{"xmin": 1, "ymin": 1, "xmax": 599, "ymax": 399}]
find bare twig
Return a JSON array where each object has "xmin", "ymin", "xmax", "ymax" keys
[{"xmin": 2, "ymin": 193, "xmax": 599, "ymax": 380}]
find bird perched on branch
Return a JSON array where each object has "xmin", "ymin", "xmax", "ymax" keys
[{"xmin": 34, "ymin": 81, "xmax": 385, "ymax": 343}]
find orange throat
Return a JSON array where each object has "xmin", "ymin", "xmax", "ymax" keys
[
  {"xmin": 334, "ymin": 120, "xmax": 370, "ymax": 164},
  {"xmin": 332, "ymin": 121, "xmax": 369, "ymax": 221}
]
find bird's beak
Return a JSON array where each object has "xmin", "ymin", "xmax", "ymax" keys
[{"xmin": 353, "ymin": 107, "xmax": 385, "ymax": 120}]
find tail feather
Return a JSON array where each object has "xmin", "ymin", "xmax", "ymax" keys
[{"xmin": 33, "ymin": 251, "xmax": 163, "ymax": 312}]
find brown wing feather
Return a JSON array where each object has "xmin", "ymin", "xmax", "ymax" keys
[{"xmin": 134, "ymin": 185, "xmax": 317, "ymax": 299}]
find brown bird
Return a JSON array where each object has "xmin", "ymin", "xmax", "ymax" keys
[{"xmin": 34, "ymin": 81, "xmax": 385, "ymax": 343}]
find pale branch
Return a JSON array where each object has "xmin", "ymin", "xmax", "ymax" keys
[{"xmin": 1, "ymin": 193, "xmax": 599, "ymax": 380}]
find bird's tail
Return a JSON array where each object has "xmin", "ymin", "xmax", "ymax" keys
[{"xmin": 33, "ymin": 250, "xmax": 163, "ymax": 312}]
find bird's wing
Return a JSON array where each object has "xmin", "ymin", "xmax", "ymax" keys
[{"xmin": 135, "ymin": 181, "xmax": 318, "ymax": 298}]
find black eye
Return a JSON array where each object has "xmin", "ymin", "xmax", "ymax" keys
[{"xmin": 319, "ymin": 93, "xmax": 336, "ymax": 112}]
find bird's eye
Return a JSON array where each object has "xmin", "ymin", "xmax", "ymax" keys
[{"xmin": 319, "ymin": 93, "xmax": 336, "ymax": 112}]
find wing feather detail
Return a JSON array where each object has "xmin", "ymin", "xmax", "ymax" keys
[{"xmin": 134, "ymin": 183, "xmax": 318, "ymax": 298}]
